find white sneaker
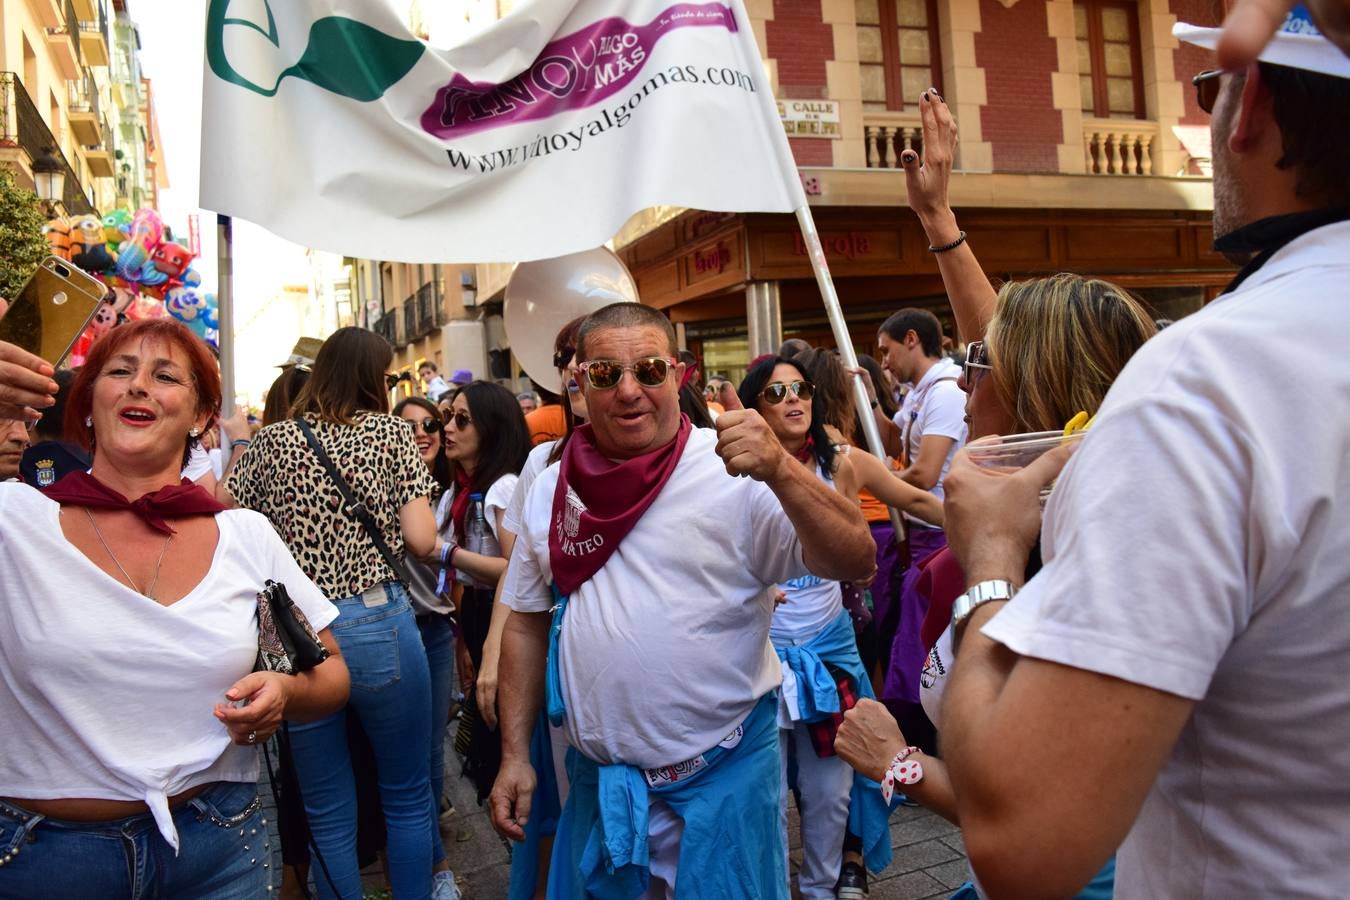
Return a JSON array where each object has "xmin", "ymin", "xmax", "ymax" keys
[{"xmin": 432, "ymin": 870, "xmax": 462, "ymax": 900}]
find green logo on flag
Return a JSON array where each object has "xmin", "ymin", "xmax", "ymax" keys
[{"xmin": 206, "ymin": 0, "xmax": 424, "ymax": 101}]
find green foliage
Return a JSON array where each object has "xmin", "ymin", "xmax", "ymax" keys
[{"xmin": 0, "ymin": 167, "xmax": 52, "ymax": 300}]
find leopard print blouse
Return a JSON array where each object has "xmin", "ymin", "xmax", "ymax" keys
[{"xmin": 225, "ymin": 413, "xmax": 438, "ymax": 598}]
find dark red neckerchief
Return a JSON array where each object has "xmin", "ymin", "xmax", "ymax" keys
[
  {"xmin": 549, "ymin": 415, "xmax": 692, "ymax": 595},
  {"xmin": 449, "ymin": 468, "xmax": 474, "ymax": 539},
  {"xmin": 43, "ymin": 470, "xmax": 226, "ymax": 535},
  {"xmin": 792, "ymin": 435, "xmax": 815, "ymax": 464},
  {"xmin": 918, "ymin": 546, "xmax": 967, "ymax": 651}
]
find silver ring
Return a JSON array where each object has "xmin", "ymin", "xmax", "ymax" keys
[{"xmin": 247, "ymin": 731, "xmax": 257, "ymax": 744}]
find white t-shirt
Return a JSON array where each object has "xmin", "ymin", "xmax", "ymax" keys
[
  {"xmin": 502, "ymin": 426, "xmax": 806, "ymax": 767},
  {"xmin": 0, "ymin": 484, "xmax": 338, "ymax": 849},
  {"xmin": 771, "ymin": 463, "xmax": 843, "ymax": 645},
  {"xmin": 892, "ymin": 356, "xmax": 966, "ymax": 511},
  {"xmin": 983, "ymin": 222, "xmax": 1350, "ymax": 899},
  {"xmin": 501, "ymin": 440, "xmax": 556, "ymax": 538}
]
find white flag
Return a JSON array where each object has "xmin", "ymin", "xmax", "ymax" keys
[{"xmin": 200, "ymin": 0, "xmax": 806, "ymax": 262}]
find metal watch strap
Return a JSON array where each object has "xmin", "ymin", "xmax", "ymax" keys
[{"xmin": 952, "ymin": 579, "xmax": 1018, "ymax": 629}]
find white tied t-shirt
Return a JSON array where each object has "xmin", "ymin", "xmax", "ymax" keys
[
  {"xmin": 983, "ymin": 222, "xmax": 1350, "ymax": 898},
  {"xmin": 502, "ymin": 426, "xmax": 807, "ymax": 768},
  {"xmin": 0, "ymin": 485, "xmax": 338, "ymax": 850}
]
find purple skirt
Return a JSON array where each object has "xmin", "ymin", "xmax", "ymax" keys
[{"xmin": 881, "ymin": 524, "xmax": 948, "ymax": 704}]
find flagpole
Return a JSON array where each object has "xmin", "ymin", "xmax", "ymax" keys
[
  {"xmin": 730, "ymin": 0, "xmax": 908, "ymax": 544},
  {"xmin": 794, "ymin": 204, "xmax": 907, "ymax": 547},
  {"xmin": 216, "ymin": 214, "xmax": 235, "ymax": 415}
]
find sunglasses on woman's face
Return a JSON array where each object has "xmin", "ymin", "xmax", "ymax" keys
[
  {"xmin": 576, "ymin": 356, "xmax": 674, "ymax": 390},
  {"xmin": 760, "ymin": 380, "xmax": 814, "ymax": 405},
  {"xmin": 964, "ymin": 340, "xmax": 993, "ymax": 384},
  {"xmin": 443, "ymin": 410, "xmax": 473, "ymax": 431},
  {"xmin": 408, "ymin": 416, "xmax": 442, "ymax": 435}
]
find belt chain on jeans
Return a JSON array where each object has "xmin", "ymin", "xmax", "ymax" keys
[{"xmin": 641, "ymin": 723, "xmax": 746, "ymax": 788}]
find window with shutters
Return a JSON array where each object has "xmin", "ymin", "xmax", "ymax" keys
[
  {"xmin": 857, "ymin": 0, "xmax": 944, "ymax": 111},
  {"xmin": 1075, "ymin": 0, "xmax": 1146, "ymax": 119}
]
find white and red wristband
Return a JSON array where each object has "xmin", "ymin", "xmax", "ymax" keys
[{"xmin": 880, "ymin": 746, "xmax": 923, "ymax": 804}]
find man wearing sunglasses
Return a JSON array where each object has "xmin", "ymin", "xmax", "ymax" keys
[
  {"xmin": 927, "ymin": 9, "xmax": 1350, "ymax": 899},
  {"xmin": 490, "ymin": 302, "xmax": 875, "ymax": 897}
]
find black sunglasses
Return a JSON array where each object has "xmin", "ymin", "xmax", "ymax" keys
[
  {"xmin": 1193, "ymin": 69, "xmax": 1222, "ymax": 115},
  {"xmin": 443, "ymin": 410, "xmax": 473, "ymax": 431},
  {"xmin": 408, "ymin": 416, "xmax": 442, "ymax": 435},
  {"xmin": 760, "ymin": 380, "xmax": 814, "ymax": 405}
]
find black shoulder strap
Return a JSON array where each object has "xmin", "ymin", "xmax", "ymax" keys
[{"xmin": 294, "ymin": 416, "xmax": 413, "ymax": 586}]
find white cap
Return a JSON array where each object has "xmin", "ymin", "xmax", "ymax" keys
[{"xmin": 1174, "ymin": 5, "xmax": 1350, "ymax": 79}]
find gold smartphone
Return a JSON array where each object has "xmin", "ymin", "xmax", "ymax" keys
[{"xmin": 0, "ymin": 256, "xmax": 107, "ymax": 368}]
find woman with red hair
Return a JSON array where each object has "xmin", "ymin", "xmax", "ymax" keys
[{"xmin": 0, "ymin": 316, "xmax": 349, "ymax": 897}]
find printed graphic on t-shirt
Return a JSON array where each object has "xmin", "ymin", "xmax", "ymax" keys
[{"xmin": 921, "ymin": 642, "xmax": 947, "ymax": 690}]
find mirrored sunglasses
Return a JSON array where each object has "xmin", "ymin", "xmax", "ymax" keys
[
  {"xmin": 964, "ymin": 340, "xmax": 992, "ymax": 384},
  {"xmin": 760, "ymin": 380, "xmax": 814, "ymax": 404},
  {"xmin": 578, "ymin": 356, "xmax": 674, "ymax": 390}
]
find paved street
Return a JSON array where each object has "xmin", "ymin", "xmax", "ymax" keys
[{"xmin": 425, "ymin": 737, "xmax": 972, "ymax": 900}]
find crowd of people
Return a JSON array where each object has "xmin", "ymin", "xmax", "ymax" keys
[{"xmin": 0, "ymin": 9, "xmax": 1346, "ymax": 900}]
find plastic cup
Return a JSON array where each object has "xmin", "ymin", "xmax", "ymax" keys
[{"xmin": 964, "ymin": 430, "xmax": 1085, "ymax": 508}]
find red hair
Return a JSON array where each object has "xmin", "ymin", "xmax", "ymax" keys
[{"xmin": 65, "ymin": 318, "xmax": 223, "ymax": 467}]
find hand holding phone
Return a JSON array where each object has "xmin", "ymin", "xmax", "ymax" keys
[{"xmin": 0, "ymin": 297, "xmax": 60, "ymax": 424}]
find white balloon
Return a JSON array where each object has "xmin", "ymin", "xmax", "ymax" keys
[{"xmin": 504, "ymin": 247, "xmax": 638, "ymax": 389}]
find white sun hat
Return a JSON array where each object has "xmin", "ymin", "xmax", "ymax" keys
[{"xmin": 1174, "ymin": 4, "xmax": 1350, "ymax": 79}]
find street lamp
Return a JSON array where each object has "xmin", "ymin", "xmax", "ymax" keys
[{"xmin": 31, "ymin": 147, "xmax": 65, "ymax": 218}]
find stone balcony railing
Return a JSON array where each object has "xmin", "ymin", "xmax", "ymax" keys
[
  {"xmin": 862, "ymin": 111, "xmax": 924, "ymax": 169},
  {"xmin": 1082, "ymin": 118, "xmax": 1159, "ymax": 176}
]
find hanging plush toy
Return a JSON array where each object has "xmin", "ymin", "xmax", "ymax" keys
[
  {"xmin": 69, "ymin": 215, "xmax": 115, "ymax": 273},
  {"xmin": 114, "ymin": 207, "xmax": 163, "ymax": 282},
  {"xmin": 143, "ymin": 241, "xmax": 194, "ymax": 286},
  {"xmin": 42, "ymin": 218, "xmax": 72, "ymax": 260},
  {"xmin": 102, "ymin": 209, "xmax": 132, "ymax": 255}
]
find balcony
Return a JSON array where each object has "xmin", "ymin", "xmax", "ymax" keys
[
  {"xmin": 0, "ymin": 72, "xmax": 97, "ymax": 215},
  {"xmin": 1082, "ymin": 118, "xmax": 1159, "ymax": 176},
  {"xmin": 862, "ymin": 111, "xmax": 924, "ymax": 169},
  {"xmin": 78, "ymin": 5, "xmax": 110, "ymax": 69},
  {"xmin": 415, "ymin": 282, "xmax": 440, "ymax": 333},
  {"xmin": 45, "ymin": 0, "xmax": 82, "ymax": 80},
  {"xmin": 372, "ymin": 312, "xmax": 399, "ymax": 346},
  {"xmin": 71, "ymin": 0, "xmax": 97, "ymax": 19},
  {"xmin": 85, "ymin": 116, "xmax": 113, "ymax": 176},
  {"xmin": 67, "ymin": 70, "xmax": 101, "ymax": 144}
]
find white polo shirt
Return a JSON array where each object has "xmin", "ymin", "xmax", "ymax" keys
[
  {"xmin": 983, "ymin": 222, "xmax": 1350, "ymax": 898},
  {"xmin": 501, "ymin": 426, "xmax": 806, "ymax": 767}
]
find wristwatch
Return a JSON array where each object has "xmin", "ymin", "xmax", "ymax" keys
[{"xmin": 952, "ymin": 579, "xmax": 1018, "ymax": 631}]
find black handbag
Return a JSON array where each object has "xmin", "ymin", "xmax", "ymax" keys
[
  {"xmin": 294, "ymin": 416, "xmax": 415, "ymax": 586},
  {"xmin": 256, "ymin": 579, "xmax": 330, "ymax": 674}
]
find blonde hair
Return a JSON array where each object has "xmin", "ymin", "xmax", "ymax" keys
[{"xmin": 985, "ymin": 274, "xmax": 1157, "ymax": 433}]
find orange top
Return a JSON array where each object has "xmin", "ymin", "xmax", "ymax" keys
[
  {"xmin": 707, "ymin": 401, "xmax": 726, "ymax": 415},
  {"xmin": 525, "ymin": 404, "xmax": 566, "ymax": 446},
  {"xmin": 852, "ymin": 442, "xmax": 900, "ymax": 523}
]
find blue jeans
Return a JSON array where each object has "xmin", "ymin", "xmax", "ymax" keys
[
  {"xmin": 0, "ymin": 781, "xmax": 266, "ymax": 899},
  {"xmin": 288, "ymin": 582, "xmax": 435, "ymax": 900},
  {"xmin": 417, "ymin": 612, "xmax": 455, "ymax": 862}
]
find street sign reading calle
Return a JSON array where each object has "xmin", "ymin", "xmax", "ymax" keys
[{"xmin": 776, "ymin": 99, "xmax": 840, "ymax": 139}]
